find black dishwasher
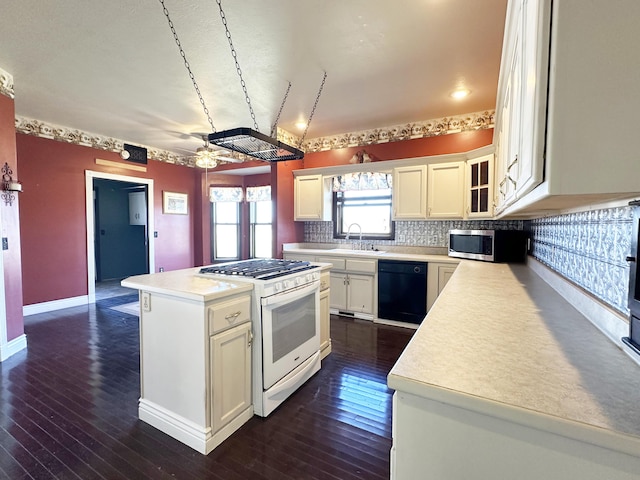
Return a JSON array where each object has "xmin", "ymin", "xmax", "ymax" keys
[{"xmin": 378, "ymin": 260, "xmax": 428, "ymax": 324}]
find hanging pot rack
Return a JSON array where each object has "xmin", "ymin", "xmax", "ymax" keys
[{"xmin": 159, "ymin": 0, "xmax": 327, "ymax": 163}]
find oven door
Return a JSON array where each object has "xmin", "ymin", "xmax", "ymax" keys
[{"xmin": 261, "ymin": 281, "xmax": 320, "ymax": 390}]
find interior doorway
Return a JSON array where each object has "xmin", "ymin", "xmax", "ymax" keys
[{"xmin": 85, "ymin": 171, "xmax": 155, "ymax": 303}]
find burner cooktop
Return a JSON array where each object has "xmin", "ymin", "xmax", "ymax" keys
[{"xmin": 199, "ymin": 259, "xmax": 316, "ymax": 280}]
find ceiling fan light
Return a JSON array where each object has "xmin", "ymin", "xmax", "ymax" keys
[{"xmin": 195, "ymin": 146, "xmax": 218, "ymax": 169}]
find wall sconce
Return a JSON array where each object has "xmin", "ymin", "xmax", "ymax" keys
[{"xmin": 2, "ymin": 162, "xmax": 22, "ymax": 206}]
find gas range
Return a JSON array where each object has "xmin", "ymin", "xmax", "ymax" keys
[{"xmin": 198, "ymin": 259, "xmax": 321, "ymax": 297}]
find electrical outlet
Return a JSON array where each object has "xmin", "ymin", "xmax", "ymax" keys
[
  {"xmin": 154, "ymin": 231, "xmax": 158, "ymax": 238},
  {"xmin": 1, "ymin": 238, "xmax": 7, "ymax": 250},
  {"xmin": 142, "ymin": 292, "xmax": 151, "ymax": 312}
]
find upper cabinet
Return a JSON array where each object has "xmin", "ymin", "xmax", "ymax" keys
[
  {"xmin": 294, "ymin": 174, "xmax": 332, "ymax": 221},
  {"xmin": 466, "ymin": 154, "xmax": 493, "ymax": 218},
  {"xmin": 495, "ymin": 0, "xmax": 640, "ymax": 216},
  {"xmin": 392, "ymin": 165, "xmax": 428, "ymax": 220},
  {"xmin": 427, "ymin": 162, "xmax": 465, "ymax": 219}
]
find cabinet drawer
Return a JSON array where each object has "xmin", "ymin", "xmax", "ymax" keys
[
  {"xmin": 345, "ymin": 258, "xmax": 376, "ymax": 274},
  {"xmin": 317, "ymin": 256, "xmax": 347, "ymax": 271},
  {"xmin": 208, "ymin": 296, "xmax": 251, "ymax": 334},
  {"xmin": 320, "ymin": 271, "xmax": 330, "ymax": 291}
]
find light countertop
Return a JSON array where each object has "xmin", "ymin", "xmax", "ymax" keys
[
  {"xmin": 122, "ymin": 267, "xmax": 253, "ymax": 303},
  {"xmin": 388, "ymin": 260, "xmax": 640, "ymax": 455},
  {"xmin": 283, "ymin": 244, "xmax": 460, "ymax": 264}
]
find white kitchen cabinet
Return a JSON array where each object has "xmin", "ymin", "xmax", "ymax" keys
[
  {"xmin": 294, "ymin": 174, "xmax": 332, "ymax": 221},
  {"xmin": 325, "ymin": 256, "xmax": 376, "ymax": 319},
  {"xmin": 466, "ymin": 154, "xmax": 493, "ymax": 218},
  {"xmin": 330, "ymin": 273, "xmax": 375, "ymax": 316},
  {"xmin": 426, "ymin": 262, "xmax": 457, "ymax": 311},
  {"xmin": 392, "ymin": 165, "xmax": 427, "ymax": 220},
  {"xmin": 495, "ymin": 0, "xmax": 640, "ymax": 216},
  {"xmin": 427, "ymin": 162, "xmax": 465, "ymax": 219},
  {"xmin": 210, "ymin": 321, "xmax": 251, "ymax": 434},
  {"xmin": 319, "ymin": 281, "xmax": 331, "ymax": 360},
  {"xmin": 135, "ymin": 290, "xmax": 254, "ymax": 454},
  {"xmin": 494, "ymin": 0, "xmax": 524, "ymax": 213}
]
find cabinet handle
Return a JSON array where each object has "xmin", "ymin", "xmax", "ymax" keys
[
  {"xmin": 225, "ymin": 311, "xmax": 242, "ymax": 323},
  {"xmin": 248, "ymin": 330, "xmax": 253, "ymax": 348},
  {"xmin": 507, "ymin": 154, "xmax": 518, "ymax": 173}
]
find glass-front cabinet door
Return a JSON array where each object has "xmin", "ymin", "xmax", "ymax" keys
[{"xmin": 467, "ymin": 154, "xmax": 494, "ymax": 218}]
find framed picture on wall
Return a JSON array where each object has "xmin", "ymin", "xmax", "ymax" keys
[{"xmin": 163, "ymin": 191, "xmax": 188, "ymax": 215}]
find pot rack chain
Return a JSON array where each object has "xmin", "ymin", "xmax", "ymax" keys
[
  {"xmin": 159, "ymin": 0, "xmax": 217, "ymax": 135},
  {"xmin": 216, "ymin": 0, "xmax": 260, "ymax": 133},
  {"xmin": 271, "ymin": 81, "xmax": 292, "ymax": 138},
  {"xmin": 299, "ymin": 71, "xmax": 327, "ymax": 147}
]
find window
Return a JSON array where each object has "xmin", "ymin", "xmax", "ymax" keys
[
  {"xmin": 210, "ymin": 187, "xmax": 243, "ymax": 261},
  {"xmin": 250, "ymin": 200, "xmax": 272, "ymax": 258},
  {"xmin": 333, "ymin": 188, "xmax": 394, "ymax": 240},
  {"xmin": 212, "ymin": 201, "xmax": 240, "ymax": 260}
]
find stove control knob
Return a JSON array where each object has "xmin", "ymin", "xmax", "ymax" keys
[
  {"xmin": 296, "ymin": 276, "xmax": 303, "ymax": 285},
  {"xmin": 284, "ymin": 280, "xmax": 293, "ymax": 289},
  {"xmin": 306, "ymin": 273, "xmax": 312, "ymax": 282},
  {"xmin": 313, "ymin": 272, "xmax": 320, "ymax": 280},
  {"xmin": 275, "ymin": 282, "xmax": 283, "ymax": 292}
]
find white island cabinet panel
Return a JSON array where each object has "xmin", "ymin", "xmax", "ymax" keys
[{"xmin": 122, "ymin": 269, "xmax": 254, "ymax": 455}]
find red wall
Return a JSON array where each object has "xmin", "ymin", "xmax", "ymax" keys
[
  {"xmin": 0, "ymin": 94, "xmax": 24, "ymax": 341},
  {"xmin": 302, "ymin": 129, "xmax": 493, "ymax": 168},
  {"xmin": 272, "ymin": 160, "xmax": 305, "ymax": 259},
  {"xmin": 17, "ymin": 134, "xmax": 199, "ymax": 306}
]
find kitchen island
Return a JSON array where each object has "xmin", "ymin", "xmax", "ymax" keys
[
  {"xmin": 388, "ymin": 260, "xmax": 640, "ymax": 479},
  {"xmin": 122, "ymin": 268, "xmax": 254, "ymax": 454}
]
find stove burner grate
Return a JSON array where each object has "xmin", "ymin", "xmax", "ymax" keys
[{"xmin": 199, "ymin": 259, "xmax": 312, "ymax": 279}]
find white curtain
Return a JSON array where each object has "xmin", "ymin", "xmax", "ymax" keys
[{"xmin": 209, "ymin": 186, "xmax": 243, "ymax": 203}]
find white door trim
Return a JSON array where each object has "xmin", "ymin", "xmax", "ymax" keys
[{"xmin": 85, "ymin": 170, "xmax": 155, "ymax": 303}]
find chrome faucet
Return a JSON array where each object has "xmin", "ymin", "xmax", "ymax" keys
[{"xmin": 346, "ymin": 223, "xmax": 363, "ymax": 250}]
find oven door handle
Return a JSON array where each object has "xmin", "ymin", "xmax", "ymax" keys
[{"xmin": 261, "ymin": 281, "xmax": 318, "ymax": 307}]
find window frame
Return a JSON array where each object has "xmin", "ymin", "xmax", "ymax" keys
[
  {"xmin": 332, "ymin": 190, "xmax": 395, "ymax": 241},
  {"xmin": 249, "ymin": 199, "xmax": 273, "ymax": 259},
  {"xmin": 210, "ymin": 200, "xmax": 241, "ymax": 262}
]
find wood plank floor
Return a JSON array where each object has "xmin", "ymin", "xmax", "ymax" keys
[{"xmin": 0, "ymin": 296, "xmax": 414, "ymax": 479}]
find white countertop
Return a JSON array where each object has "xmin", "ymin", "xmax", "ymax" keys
[
  {"xmin": 122, "ymin": 267, "xmax": 253, "ymax": 302},
  {"xmin": 283, "ymin": 245, "xmax": 460, "ymax": 264},
  {"xmin": 388, "ymin": 261, "xmax": 640, "ymax": 455}
]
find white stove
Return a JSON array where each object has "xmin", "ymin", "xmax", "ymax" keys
[{"xmin": 198, "ymin": 259, "xmax": 322, "ymax": 416}]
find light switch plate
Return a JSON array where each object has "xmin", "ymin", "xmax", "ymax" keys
[{"xmin": 142, "ymin": 292, "xmax": 151, "ymax": 312}]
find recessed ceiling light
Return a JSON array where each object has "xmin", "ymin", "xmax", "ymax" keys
[{"xmin": 450, "ymin": 88, "xmax": 471, "ymax": 99}]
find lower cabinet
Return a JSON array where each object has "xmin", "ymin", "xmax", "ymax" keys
[
  {"xmin": 330, "ymin": 272, "xmax": 375, "ymax": 316},
  {"xmin": 210, "ymin": 321, "xmax": 252, "ymax": 434},
  {"xmin": 426, "ymin": 263, "xmax": 457, "ymax": 311}
]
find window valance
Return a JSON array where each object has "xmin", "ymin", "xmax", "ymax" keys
[
  {"xmin": 246, "ymin": 185, "xmax": 271, "ymax": 202},
  {"xmin": 209, "ymin": 186, "xmax": 244, "ymax": 203},
  {"xmin": 332, "ymin": 172, "xmax": 393, "ymax": 192}
]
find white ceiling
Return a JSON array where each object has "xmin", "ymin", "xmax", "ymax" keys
[{"xmin": 0, "ymin": 0, "xmax": 507, "ymax": 157}]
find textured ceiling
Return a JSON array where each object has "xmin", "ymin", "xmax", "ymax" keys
[{"xmin": 0, "ymin": 0, "xmax": 507, "ymax": 156}]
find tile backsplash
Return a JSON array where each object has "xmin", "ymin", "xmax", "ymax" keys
[
  {"xmin": 307, "ymin": 205, "xmax": 634, "ymax": 316},
  {"xmin": 304, "ymin": 220, "xmax": 524, "ymax": 247},
  {"xmin": 530, "ymin": 206, "xmax": 633, "ymax": 315}
]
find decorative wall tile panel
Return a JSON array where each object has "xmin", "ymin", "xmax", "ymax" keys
[
  {"xmin": 305, "ymin": 219, "xmax": 524, "ymax": 247},
  {"xmin": 530, "ymin": 206, "xmax": 633, "ymax": 315}
]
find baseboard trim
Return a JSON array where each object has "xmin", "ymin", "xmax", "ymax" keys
[
  {"xmin": 0, "ymin": 334, "xmax": 27, "ymax": 361},
  {"xmin": 23, "ymin": 295, "xmax": 89, "ymax": 316},
  {"xmin": 138, "ymin": 398, "xmax": 253, "ymax": 455}
]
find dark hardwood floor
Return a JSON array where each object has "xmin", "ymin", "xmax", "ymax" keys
[{"xmin": 0, "ymin": 296, "xmax": 414, "ymax": 479}]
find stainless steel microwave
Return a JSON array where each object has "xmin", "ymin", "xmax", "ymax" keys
[{"xmin": 448, "ymin": 229, "xmax": 528, "ymax": 263}]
